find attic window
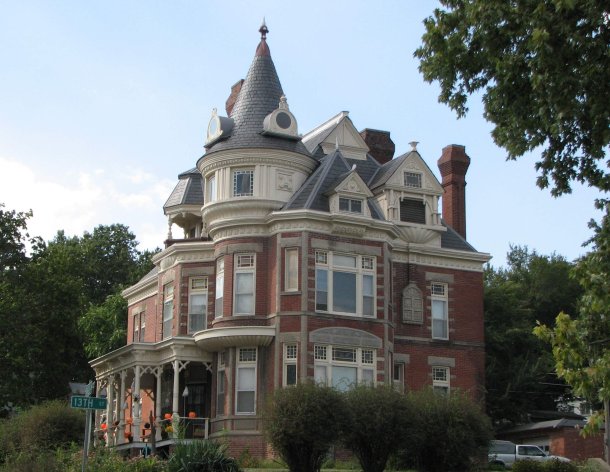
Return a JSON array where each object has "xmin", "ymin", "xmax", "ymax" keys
[
  {"xmin": 400, "ymin": 198, "xmax": 426, "ymax": 224},
  {"xmin": 404, "ymin": 172, "xmax": 422, "ymax": 188},
  {"xmin": 339, "ymin": 197, "xmax": 363, "ymax": 214}
]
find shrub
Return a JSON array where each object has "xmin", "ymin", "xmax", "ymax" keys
[
  {"xmin": 512, "ymin": 460, "xmax": 545, "ymax": 472},
  {"xmin": 341, "ymin": 385, "xmax": 412, "ymax": 472},
  {"xmin": 167, "ymin": 440, "xmax": 240, "ymax": 472},
  {"xmin": 263, "ymin": 382, "xmax": 347, "ymax": 472},
  {"xmin": 0, "ymin": 400, "xmax": 84, "ymax": 464},
  {"xmin": 395, "ymin": 389, "xmax": 492, "ymax": 472}
]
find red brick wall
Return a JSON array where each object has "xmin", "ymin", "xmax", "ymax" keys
[{"xmin": 550, "ymin": 428, "xmax": 604, "ymax": 460}]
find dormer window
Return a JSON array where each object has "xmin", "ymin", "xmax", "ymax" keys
[
  {"xmin": 233, "ymin": 169, "xmax": 254, "ymax": 197},
  {"xmin": 400, "ymin": 198, "xmax": 426, "ymax": 224},
  {"xmin": 339, "ymin": 197, "xmax": 363, "ymax": 214},
  {"xmin": 404, "ymin": 172, "xmax": 422, "ymax": 188}
]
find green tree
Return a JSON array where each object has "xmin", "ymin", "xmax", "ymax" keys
[
  {"xmin": 535, "ymin": 204, "xmax": 610, "ymax": 462},
  {"xmin": 485, "ymin": 246, "xmax": 582, "ymax": 425},
  {"xmin": 415, "ymin": 1, "xmax": 610, "ymax": 197},
  {"xmin": 263, "ymin": 382, "xmax": 347, "ymax": 472},
  {"xmin": 395, "ymin": 389, "xmax": 492, "ymax": 472},
  {"xmin": 342, "ymin": 385, "xmax": 412, "ymax": 472},
  {"xmin": 79, "ymin": 294, "xmax": 128, "ymax": 360}
]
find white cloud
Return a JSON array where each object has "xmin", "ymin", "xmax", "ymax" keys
[{"xmin": 0, "ymin": 156, "xmax": 173, "ymax": 251}]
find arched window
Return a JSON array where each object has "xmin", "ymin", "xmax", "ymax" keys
[{"xmin": 402, "ymin": 283, "xmax": 423, "ymax": 324}]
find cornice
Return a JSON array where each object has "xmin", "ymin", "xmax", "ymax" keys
[{"xmin": 199, "ymin": 148, "xmax": 317, "ymax": 176}]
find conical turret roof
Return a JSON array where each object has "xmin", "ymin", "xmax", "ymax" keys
[{"xmin": 204, "ymin": 24, "xmax": 310, "ymax": 157}]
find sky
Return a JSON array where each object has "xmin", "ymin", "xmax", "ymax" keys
[{"xmin": 0, "ymin": 1, "xmax": 604, "ymax": 267}]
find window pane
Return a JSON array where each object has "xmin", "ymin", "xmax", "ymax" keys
[
  {"xmin": 238, "ymin": 367, "xmax": 256, "ymax": 390},
  {"xmin": 333, "ymin": 254, "xmax": 356, "ymax": 268},
  {"xmin": 286, "ymin": 364, "xmax": 297, "ymax": 385},
  {"xmin": 339, "ymin": 197, "xmax": 350, "ymax": 211},
  {"xmin": 315, "ymin": 269, "xmax": 328, "ymax": 311},
  {"xmin": 314, "ymin": 365, "xmax": 327, "ymax": 385},
  {"xmin": 433, "ymin": 319, "xmax": 448, "ymax": 339},
  {"xmin": 235, "ymin": 294, "xmax": 254, "ymax": 314},
  {"xmin": 215, "ymin": 274, "xmax": 224, "ymax": 318},
  {"xmin": 236, "ymin": 272, "xmax": 253, "ymax": 292},
  {"xmin": 332, "ymin": 366, "xmax": 357, "ymax": 391},
  {"xmin": 361, "ymin": 369, "xmax": 374, "ymax": 385},
  {"xmin": 236, "ymin": 391, "xmax": 255, "ymax": 413},
  {"xmin": 432, "ymin": 299, "xmax": 446, "ymax": 319},
  {"xmin": 332, "ymin": 347, "xmax": 356, "ymax": 362},
  {"xmin": 363, "ymin": 274, "xmax": 374, "ymax": 317},
  {"xmin": 333, "ymin": 271, "xmax": 356, "ymax": 313},
  {"xmin": 351, "ymin": 199, "xmax": 362, "ymax": 213},
  {"xmin": 234, "ymin": 170, "xmax": 253, "ymax": 196}
]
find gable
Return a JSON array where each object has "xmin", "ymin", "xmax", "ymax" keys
[
  {"xmin": 304, "ymin": 113, "xmax": 369, "ymax": 160},
  {"xmin": 385, "ymin": 152, "xmax": 443, "ymax": 195},
  {"xmin": 333, "ymin": 171, "xmax": 373, "ymax": 198}
]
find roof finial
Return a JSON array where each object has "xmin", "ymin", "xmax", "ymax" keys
[
  {"xmin": 409, "ymin": 141, "xmax": 419, "ymax": 151},
  {"xmin": 259, "ymin": 18, "xmax": 268, "ymax": 40}
]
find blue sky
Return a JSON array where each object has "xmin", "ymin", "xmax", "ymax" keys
[{"xmin": 0, "ymin": 1, "xmax": 603, "ymax": 266}]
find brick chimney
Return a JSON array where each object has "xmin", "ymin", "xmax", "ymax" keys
[
  {"xmin": 437, "ymin": 144, "xmax": 470, "ymax": 240},
  {"xmin": 225, "ymin": 79, "xmax": 244, "ymax": 116},
  {"xmin": 360, "ymin": 128, "xmax": 395, "ymax": 164}
]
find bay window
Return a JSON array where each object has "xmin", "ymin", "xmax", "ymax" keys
[
  {"xmin": 314, "ymin": 345, "xmax": 375, "ymax": 391},
  {"xmin": 234, "ymin": 254, "xmax": 255, "ymax": 315},
  {"xmin": 215, "ymin": 259, "xmax": 224, "ymax": 318},
  {"xmin": 162, "ymin": 284, "xmax": 174, "ymax": 339},
  {"xmin": 236, "ymin": 348, "xmax": 257, "ymax": 414},
  {"xmin": 188, "ymin": 277, "xmax": 207, "ymax": 333},
  {"xmin": 315, "ymin": 251, "xmax": 376, "ymax": 317}
]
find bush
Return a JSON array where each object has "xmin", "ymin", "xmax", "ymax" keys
[
  {"xmin": 342, "ymin": 385, "xmax": 412, "ymax": 472},
  {"xmin": 167, "ymin": 440, "xmax": 240, "ymax": 472},
  {"xmin": 263, "ymin": 382, "xmax": 347, "ymax": 472},
  {"xmin": 512, "ymin": 459, "xmax": 578, "ymax": 472},
  {"xmin": 395, "ymin": 389, "xmax": 492, "ymax": 472},
  {"xmin": 0, "ymin": 400, "xmax": 84, "ymax": 464}
]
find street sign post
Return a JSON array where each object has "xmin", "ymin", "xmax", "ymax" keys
[{"xmin": 70, "ymin": 395, "xmax": 107, "ymax": 410}]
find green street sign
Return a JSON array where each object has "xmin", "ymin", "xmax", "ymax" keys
[{"xmin": 70, "ymin": 395, "xmax": 107, "ymax": 410}]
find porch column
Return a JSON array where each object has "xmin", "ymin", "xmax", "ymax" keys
[
  {"xmin": 133, "ymin": 365, "xmax": 141, "ymax": 441},
  {"xmin": 172, "ymin": 360, "xmax": 180, "ymax": 416},
  {"xmin": 106, "ymin": 375, "xmax": 114, "ymax": 446},
  {"xmin": 119, "ymin": 370, "xmax": 126, "ymax": 443},
  {"xmin": 156, "ymin": 368, "xmax": 163, "ymax": 440}
]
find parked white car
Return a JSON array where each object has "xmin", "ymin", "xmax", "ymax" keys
[{"xmin": 488, "ymin": 440, "xmax": 570, "ymax": 469}]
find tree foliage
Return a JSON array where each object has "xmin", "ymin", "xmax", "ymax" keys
[
  {"xmin": 0, "ymin": 205, "xmax": 155, "ymax": 411},
  {"xmin": 263, "ymin": 382, "xmax": 347, "ymax": 472},
  {"xmin": 484, "ymin": 246, "xmax": 582, "ymax": 425},
  {"xmin": 342, "ymin": 385, "xmax": 412, "ymax": 472},
  {"xmin": 534, "ymin": 203, "xmax": 610, "ymax": 461},
  {"xmin": 415, "ymin": 1, "xmax": 610, "ymax": 197}
]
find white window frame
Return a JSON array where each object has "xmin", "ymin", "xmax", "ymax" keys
[
  {"xmin": 404, "ymin": 171, "xmax": 422, "ymax": 188},
  {"xmin": 233, "ymin": 169, "xmax": 254, "ymax": 197},
  {"xmin": 339, "ymin": 197, "xmax": 363, "ymax": 214},
  {"xmin": 283, "ymin": 344, "xmax": 298, "ymax": 386},
  {"xmin": 234, "ymin": 254, "xmax": 255, "ymax": 315},
  {"xmin": 393, "ymin": 362, "xmax": 404, "ymax": 391},
  {"xmin": 432, "ymin": 366, "xmax": 450, "ymax": 395},
  {"xmin": 207, "ymin": 173, "xmax": 217, "ymax": 203},
  {"xmin": 162, "ymin": 284, "xmax": 174, "ymax": 339},
  {"xmin": 188, "ymin": 277, "xmax": 208, "ymax": 333},
  {"xmin": 217, "ymin": 351, "xmax": 225, "ymax": 416},
  {"xmin": 236, "ymin": 347, "xmax": 257, "ymax": 415},
  {"xmin": 284, "ymin": 248, "xmax": 299, "ymax": 292},
  {"xmin": 215, "ymin": 258, "xmax": 224, "ymax": 319},
  {"xmin": 313, "ymin": 344, "xmax": 375, "ymax": 391},
  {"xmin": 315, "ymin": 251, "xmax": 376, "ymax": 317},
  {"xmin": 431, "ymin": 282, "xmax": 448, "ymax": 340},
  {"xmin": 140, "ymin": 312, "xmax": 145, "ymax": 341}
]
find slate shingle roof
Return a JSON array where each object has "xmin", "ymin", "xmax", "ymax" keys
[
  {"xmin": 284, "ymin": 149, "xmax": 385, "ymax": 220},
  {"xmin": 440, "ymin": 221, "xmax": 477, "ymax": 252},
  {"xmin": 203, "ymin": 38, "xmax": 310, "ymax": 158},
  {"xmin": 164, "ymin": 168, "xmax": 204, "ymax": 209}
]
